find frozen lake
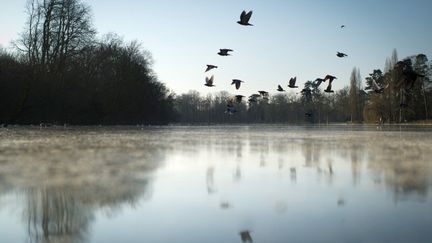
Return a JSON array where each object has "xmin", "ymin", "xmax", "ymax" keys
[{"xmin": 0, "ymin": 125, "xmax": 431, "ymax": 243}]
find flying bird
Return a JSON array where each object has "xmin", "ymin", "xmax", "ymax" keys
[
  {"xmin": 324, "ymin": 75, "xmax": 337, "ymax": 84},
  {"xmin": 394, "ymin": 60, "xmax": 425, "ymax": 90},
  {"xmin": 249, "ymin": 94, "xmax": 261, "ymax": 103},
  {"xmin": 324, "ymin": 83, "xmax": 334, "ymax": 93},
  {"xmin": 337, "ymin": 52, "xmax": 348, "ymax": 58},
  {"xmin": 341, "ymin": 25, "xmax": 346, "ymax": 28},
  {"xmin": 205, "ymin": 75, "xmax": 215, "ymax": 87},
  {"xmin": 235, "ymin": 95, "xmax": 245, "ymax": 103},
  {"xmin": 314, "ymin": 78, "xmax": 325, "ymax": 87},
  {"xmin": 371, "ymin": 80, "xmax": 388, "ymax": 94},
  {"xmin": 238, "ymin": 10, "xmax": 253, "ymax": 26},
  {"xmin": 232, "ymin": 79, "xmax": 244, "ymax": 90},
  {"xmin": 258, "ymin": 91, "xmax": 269, "ymax": 97},
  {"xmin": 205, "ymin": 64, "xmax": 218, "ymax": 72},
  {"xmin": 239, "ymin": 231, "xmax": 253, "ymax": 243},
  {"xmin": 218, "ymin": 49, "xmax": 233, "ymax": 56},
  {"xmin": 248, "ymin": 97, "xmax": 258, "ymax": 103},
  {"xmin": 288, "ymin": 77, "xmax": 298, "ymax": 88},
  {"xmin": 277, "ymin": 85, "xmax": 285, "ymax": 92}
]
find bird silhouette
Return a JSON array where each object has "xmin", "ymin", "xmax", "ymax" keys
[
  {"xmin": 394, "ymin": 60, "xmax": 425, "ymax": 90},
  {"xmin": 239, "ymin": 231, "xmax": 253, "ymax": 243},
  {"xmin": 205, "ymin": 64, "xmax": 218, "ymax": 72},
  {"xmin": 248, "ymin": 94, "xmax": 260, "ymax": 103},
  {"xmin": 235, "ymin": 95, "xmax": 245, "ymax": 103},
  {"xmin": 337, "ymin": 52, "xmax": 348, "ymax": 58},
  {"xmin": 288, "ymin": 77, "xmax": 298, "ymax": 88},
  {"xmin": 324, "ymin": 82, "xmax": 334, "ymax": 93},
  {"xmin": 341, "ymin": 25, "xmax": 346, "ymax": 28},
  {"xmin": 371, "ymin": 80, "xmax": 388, "ymax": 94},
  {"xmin": 277, "ymin": 85, "xmax": 285, "ymax": 92},
  {"xmin": 305, "ymin": 112, "xmax": 313, "ymax": 117},
  {"xmin": 248, "ymin": 97, "xmax": 258, "ymax": 103},
  {"xmin": 314, "ymin": 78, "xmax": 325, "ymax": 87},
  {"xmin": 218, "ymin": 49, "xmax": 233, "ymax": 56},
  {"xmin": 205, "ymin": 75, "xmax": 215, "ymax": 87},
  {"xmin": 258, "ymin": 91, "xmax": 269, "ymax": 97},
  {"xmin": 324, "ymin": 75, "xmax": 337, "ymax": 84},
  {"xmin": 232, "ymin": 79, "xmax": 244, "ymax": 90},
  {"xmin": 238, "ymin": 10, "xmax": 253, "ymax": 26}
]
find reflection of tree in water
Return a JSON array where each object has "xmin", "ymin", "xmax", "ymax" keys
[
  {"xmin": 25, "ymin": 188, "xmax": 93, "ymax": 243},
  {"xmin": 366, "ymin": 139, "xmax": 432, "ymax": 201},
  {"xmin": 301, "ymin": 139, "xmax": 323, "ymax": 168},
  {"xmin": 0, "ymin": 128, "xmax": 165, "ymax": 243},
  {"xmin": 288, "ymin": 132, "xmax": 431, "ymax": 201}
]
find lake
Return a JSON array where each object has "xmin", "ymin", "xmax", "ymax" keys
[{"xmin": 0, "ymin": 125, "xmax": 431, "ymax": 243}]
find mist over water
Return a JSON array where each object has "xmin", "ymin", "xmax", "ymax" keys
[{"xmin": 0, "ymin": 125, "xmax": 431, "ymax": 243}]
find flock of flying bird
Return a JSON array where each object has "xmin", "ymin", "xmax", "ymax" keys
[{"xmin": 203, "ymin": 10, "xmax": 388, "ymax": 116}]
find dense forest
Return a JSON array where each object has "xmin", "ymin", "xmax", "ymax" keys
[
  {"xmin": 1, "ymin": 0, "xmax": 431, "ymax": 126},
  {"xmin": 0, "ymin": 0, "xmax": 175, "ymax": 125}
]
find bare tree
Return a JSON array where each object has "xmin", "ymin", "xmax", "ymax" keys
[{"xmin": 16, "ymin": 0, "xmax": 95, "ymax": 72}]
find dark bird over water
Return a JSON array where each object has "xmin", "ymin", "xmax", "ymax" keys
[
  {"xmin": 218, "ymin": 49, "xmax": 233, "ymax": 56},
  {"xmin": 232, "ymin": 79, "xmax": 244, "ymax": 90},
  {"xmin": 238, "ymin": 10, "xmax": 253, "ymax": 26},
  {"xmin": 288, "ymin": 77, "xmax": 298, "ymax": 88},
  {"xmin": 341, "ymin": 25, "xmax": 346, "ymax": 28},
  {"xmin": 324, "ymin": 75, "xmax": 337, "ymax": 84},
  {"xmin": 337, "ymin": 52, "xmax": 348, "ymax": 58},
  {"xmin": 205, "ymin": 65, "xmax": 218, "ymax": 72},
  {"xmin": 277, "ymin": 85, "xmax": 285, "ymax": 92},
  {"xmin": 205, "ymin": 75, "xmax": 215, "ymax": 87}
]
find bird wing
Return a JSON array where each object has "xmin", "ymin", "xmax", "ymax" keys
[
  {"xmin": 208, "ymin": 75, "xmax": 214, "ymax": 85},
  {"xmin": 289, "ymin": 78, "xmax": 294, "ymax": 86},
  {"xmin": 240, "ymin": 10, "xmax": 247, "ymax": 21},
  {"xmin": 244, "ymin": 11, "xmax": 253, "ymax": 22},
  {"xmin": 278, "ymin": 85, "xmax": 283, "ymax": 90}
]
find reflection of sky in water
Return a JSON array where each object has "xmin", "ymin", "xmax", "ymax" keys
[{"xmin": 0, "ymin": 125, "xmax": 431, "ymax": 243}]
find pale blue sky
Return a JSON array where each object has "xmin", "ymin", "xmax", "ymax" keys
[{"xmin": 1, "ymin": 0, "xmax": 431, "ymax": 96}]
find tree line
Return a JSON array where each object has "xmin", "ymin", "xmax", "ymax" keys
[
  {"xmin": 0, "ymin": 0, "xmax": 175, "ymax": 125},
  {"xmin": 1, "ymin": 0, "xmax": 431, "ymax": 125}
]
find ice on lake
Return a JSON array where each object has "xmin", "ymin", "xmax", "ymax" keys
[{"xmin": 0, "ymin": 125, "xmax": 431, "ymax": 243}]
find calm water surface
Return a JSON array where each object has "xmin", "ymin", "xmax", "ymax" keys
[{"xmin": 0, "ymin": 125, "xmax": 431, "ymax": 243}]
